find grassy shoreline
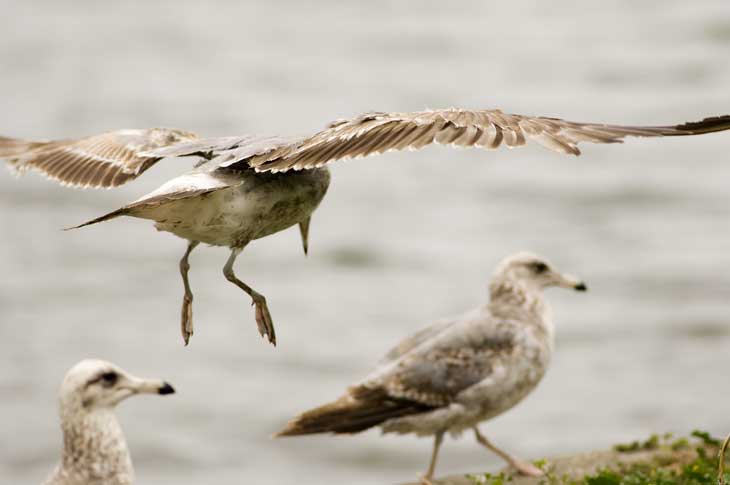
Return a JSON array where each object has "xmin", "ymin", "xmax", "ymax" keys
[{"xmin": 418, "ymin": 432, "xmax": 730, "ymax": 485}]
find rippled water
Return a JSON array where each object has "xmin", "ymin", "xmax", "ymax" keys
[{"xmin": 1, "ymin": 1, "xmax": 730, "ymax": 484}]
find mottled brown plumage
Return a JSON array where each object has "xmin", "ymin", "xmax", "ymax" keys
[
  {"xmin": 277, "ymin": 252, "xmax": 587, "ymax": 482},
  {"xmin": 277, "ymin": 386, "xmax": 434, "ymax": 435},
  {"xmin": 43, "ymin": 360, "xmax": 174, "ymax": 485}
]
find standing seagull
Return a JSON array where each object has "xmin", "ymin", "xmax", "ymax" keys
[
  {"xmin": 1, "ymin": 109, "xmax": 727, "ymax": 346},
  {"xmin": 276, "ymin": 252, "xmax": 586, "ymax": 484},
  {"xmin": 44, "ymin": 359, "xmax": 175, "ymax": 485}
]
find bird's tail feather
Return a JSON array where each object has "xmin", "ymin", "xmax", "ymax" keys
[
  {"xmin": 64, "ymin": 208, "xmax": 130, "ymax": 230},
  {"xmin": 275, "ymin": 387, "xmax": 431, "ymax": 437}
]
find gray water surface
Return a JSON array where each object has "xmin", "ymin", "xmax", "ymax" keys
[{"xmin": 1, "ymin": 1, "xmax": 730, "ymax": 484}]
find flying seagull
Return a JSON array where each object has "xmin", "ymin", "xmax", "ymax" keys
[
  {"xmin": 276, "ymin": 252, "xmax": 586, "ymax": 484},
  {"xmin": 43, "ymin": 359, "xmax": 175, "ymax": 485},
  {"xmin": 1, "ymin": 109, "xmax": 727, "ymax": 346}
]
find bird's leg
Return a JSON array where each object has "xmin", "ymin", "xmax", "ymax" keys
[
  {"xmin": 420, "ymin": 431, "xmax": 445, "ymax": 485},
  {"xmin": 298, "ymin": 216, "xmax": 311, "ymax": 256},
  {"xmin": 473, "ymin": 428, "xmax": 543, "ymax": 477},
  {"xmin": 179, "ymin": 240, "xmax": 199, "ymax": 346},
  {"xmin": 222, "ymin": 248, "xmax": 276, "ymax": 346}
]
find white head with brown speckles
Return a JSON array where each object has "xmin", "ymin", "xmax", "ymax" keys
[
  {"xmin": 59, "ymin": 359, "xmax": 174, "ymax": 412},
  {"xmin": 488, "ymin": 252, "xmax": 586, "ymax": 324},
  {"xmin": 491, "ymin": 252, "xmax": 587, "ymax": 295},
  {"xmin": 44, "ymin": 360, "xmax": 175, "ymax": 485}
]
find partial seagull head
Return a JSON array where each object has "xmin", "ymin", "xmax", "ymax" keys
[
  {"xmin": 491, "ymin": 251, "xmax": 587, "ymax": 295},
  {"xmin": 59, "ymin": 359, "xmax": 174, "ymax": 412}
]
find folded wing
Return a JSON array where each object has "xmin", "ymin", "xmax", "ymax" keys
[
  {"xmin": 378, "ymin": 318, "xmax": 455, "ymax": 366},
  {"xmin": 373, "ymin": 329, "xmax": 516, "ymax": 408},
  {"xmin": 276, "ymin": 325, "xmax": 516, "ymax": 436}
]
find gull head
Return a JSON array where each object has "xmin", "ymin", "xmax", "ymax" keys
[
  {"xmin": 493, "ymin": 251, "xmax": 587, "ymax": 294},
  {"xmin": 59, "ymin": 359, "xmax": 175, "ymax": 412}
]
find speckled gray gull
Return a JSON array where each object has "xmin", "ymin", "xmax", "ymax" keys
[
  {"xmin": 276, "ymin": 252, "xmax": 587, "ymax": 484},
  {"xmin": 1, "ymin": 109, "xmax": 727, "ymax": 346},
  {"xmin": 43, "ymin": 359, "xmax": 175, "ymax": 485}
]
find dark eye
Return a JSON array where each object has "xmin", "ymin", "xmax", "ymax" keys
[
  {"xmin": 531, "ymin": 262, "xmax": 549, "ymax": 274},
  {"xmin": 100, "ymin": 371, "xmax": 118, "ymax": 387}
]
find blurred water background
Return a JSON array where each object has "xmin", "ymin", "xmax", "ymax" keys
[{"xmin": 1, "ymin": 1, "xmax": 729, "ymax": 484}]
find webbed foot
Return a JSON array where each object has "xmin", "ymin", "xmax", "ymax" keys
[
  {"xmin": 181, "ymin": 294, "xmax": 194, "ymax": 345},
  {"xmin": 251, "ymin": 293, "xmax": 276, "ymax": 346},
  {"xmin": 511, "ymin": 460, "xmax": 544, "ymax": 477}
]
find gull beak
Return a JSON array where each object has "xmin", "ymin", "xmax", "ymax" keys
[
  {"xmin": 555, "ymin": 273, "xmax": 588, "ymax": 292},
  {"xmin": 124, "ymin": 375, "xmax": 176, "ymax": 395}
]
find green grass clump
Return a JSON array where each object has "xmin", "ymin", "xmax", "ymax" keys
[
  {"xmin": 579, "ymin": 432, "xmax": 729, "ymax": 485},
  {"xmin": 581, "ymin": 450, "xmax": 710, "ymax": 485},
  {"xmin": 614, "ymin": 434, "xmax": 661, "ymax": 453},
  {"xmin": 467, "ymin": 471, "xmax": 513, "ymax": 485},
  {"xmin": 690, "ymin": 431, "xmax": 721, "ymax": 448}
]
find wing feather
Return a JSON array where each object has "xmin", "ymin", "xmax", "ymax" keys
[
  {"xmin": 242, "ymin": 109, "xmax": 730, "ymax": 172},
  {"xmin": 1, "ymin": 128, "xmax": 199, "ymax": 189}
]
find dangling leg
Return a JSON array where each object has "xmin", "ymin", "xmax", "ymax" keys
[
  {"xmin": 421, "ymin": 431, "xmax": 445, "ymax": 485},
  {"xmin": 222, "ymin": 248, "xmax": 276, "ymax": 346},
  {"xmin": 179, "ymin": 240, "xmax": 199, "ymax": 346},
  {"xmin": 473, "ymin": 427, "xmax": 543, "ymax": 477}
]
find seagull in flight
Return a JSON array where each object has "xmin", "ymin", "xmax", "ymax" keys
[
  {"xmin": 276, "ymin": 252, "xmax": 586, "ymax": 484},
  {"xmin": 2, "ymin": 109, "xmax": 728, "ymax": 346}
]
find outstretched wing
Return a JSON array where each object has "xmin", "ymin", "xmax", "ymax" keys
[
  {"xmin": 241, "ymin": 109, "xmax": 730, "ymax": 172},
  {"xmin": 8, "ymin": 109, "xmax": 728, "ymax": 183},
  {"xmin": 1, "ymin": 128, "xmax": 199, "ymax": 188}
]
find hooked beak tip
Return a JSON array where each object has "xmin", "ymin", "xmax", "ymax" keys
[
  {"xmin": 574, "ymin": 282, "xmax": 588, "ymax": 292},
  {"xmin": 158, "ymin": 382, "xmax": 175, "ymax": 395}
]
